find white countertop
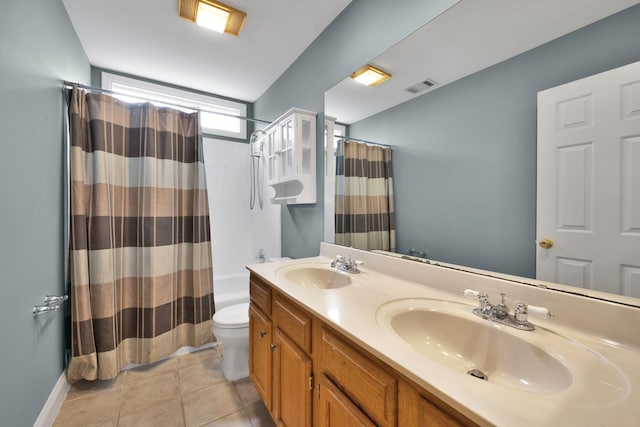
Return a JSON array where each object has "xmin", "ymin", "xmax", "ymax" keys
[{"xmin": 247, "ymin": 243, "xmax": 640, "ymax": 427}]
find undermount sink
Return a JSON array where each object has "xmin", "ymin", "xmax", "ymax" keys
[
  {"xmin": 282, "ymin": 265, "xmax": 352, "ymax": 289},
  {"xmin": 376, "ymin": 299, "xmax": 628, "ymax": 401}
]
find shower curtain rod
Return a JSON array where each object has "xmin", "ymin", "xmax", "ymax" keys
[
  {"xmin": 62, "ymin": 80, "xmax": 272, "ymax": 125},
  {"xmin": 334, "ymin": 135, "xmax": 390, "ymax": 148}
]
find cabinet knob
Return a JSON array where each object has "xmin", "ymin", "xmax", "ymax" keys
[
  {"xmin": 259, "ymin": 330, "xmax": 267, "ymax": 338},
  {"xmin": 270, "ymin": 343, "xmax": 278, "ymax": 351}
]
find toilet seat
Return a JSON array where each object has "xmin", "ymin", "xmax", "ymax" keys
[{"xmin": 213, "ymin": 302, "xmax": 249, "ymax": 329}]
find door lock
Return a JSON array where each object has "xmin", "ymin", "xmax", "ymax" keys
[{"xmin": 539, "ymin": 238, "xmax": 554, "ymax": 249}]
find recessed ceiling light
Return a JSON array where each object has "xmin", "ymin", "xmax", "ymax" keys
[
  {"xmin": 350, "ymin": 65, "xmax": 392, "ymax": 87},
  {"xmin": 179, "ymin": 0, "xmax": 247, "ymax": 36}
]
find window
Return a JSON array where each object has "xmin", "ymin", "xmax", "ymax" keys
[
  {"xmin": 326, "ymin": 123, "xmax": 345, "ymax": 177},
  {"xmin": 102, "ymin": 72, "xmax": 247, "ymax": 139},
  {"xmin": 323, "ymin": 122, "xmax": 345, "ymax": 244}
]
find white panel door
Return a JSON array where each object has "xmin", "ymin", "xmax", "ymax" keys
[{"xmin": 537, "ymin": 60, "xmax": 640, "ymax": 296}]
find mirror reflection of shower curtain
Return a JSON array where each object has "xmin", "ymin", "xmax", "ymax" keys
[
  {"xmin": 250, "ymin": 130, "xmax": 265, "ymax": 209},
  {"xmin": 335, "ymin": 140, "xmax": 396, "ymax": 251}
]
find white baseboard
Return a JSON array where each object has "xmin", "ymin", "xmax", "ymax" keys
[{"xmin": 33, "ymin": 372, "xmax": 70, "ymax": 427}]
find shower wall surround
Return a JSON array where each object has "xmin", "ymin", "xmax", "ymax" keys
[{"xmin": 203, "ymin": 138, "xmax": 281, "ymax": 294}]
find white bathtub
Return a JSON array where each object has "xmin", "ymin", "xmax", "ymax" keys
[{"xmin": 214, "ymin": 272, "xmax": 250, "ymax": 311}]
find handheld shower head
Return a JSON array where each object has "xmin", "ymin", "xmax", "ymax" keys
[
  {"xmin": 249, "ymin": 129, "xmax": 266, "ymax": 209},
  {"xmin": 250, "ymin": 129, "xmax": 265, "ymax": 158}
]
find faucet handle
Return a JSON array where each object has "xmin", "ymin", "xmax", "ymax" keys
[
  {"xmin": 527, "ymin": 304, "xmax": 553, "ymax": 319},
  {"xmin": 463, "ymin": 289, "xmax": 491, "ymax": 312},
  {"xmin": 515, "ymin": 302, "xmax": 553, "ymax": 324},
  {"xmin": 514, "ymin": 302, "xmax": 528, "ymax": 325},
  {"xmin": 463, "ymin": 289, "xmax": 480, "ymax": 298},
  {"xmin": 331, "ymin": 255, "xmax": 343, "ymax": 268},
  {"xmin": 462, "ymin": 289, "xmax": 488, "ymax": 301}
]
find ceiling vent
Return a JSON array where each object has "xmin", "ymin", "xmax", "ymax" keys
[{"xmin": 404, "ymin": 79, "xmax": 438, "ymax": 94}]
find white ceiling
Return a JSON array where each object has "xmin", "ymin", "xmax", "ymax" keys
[
  {"xmin": 62, "ymin": 0, "xmax": 640, "ymax": 119},
  {"xmin": 325, "ymin": 0, "xmax": 640, "ymax": 124},
  {"xmin": 62, "ymin": 0, "xmax": 352, "ymax": 102}
]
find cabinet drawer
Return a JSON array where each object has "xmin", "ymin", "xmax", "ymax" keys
[
  {"xmin": 250, "ymin": 275, "xmax": 271, "ymax": 315},
  {"xmin": 320, "ymin": 328, "xmax": 397, "ymax": 427},
  {"xmin": 273, "ymin": 294, "xmax": 312, "ymax": 353}
]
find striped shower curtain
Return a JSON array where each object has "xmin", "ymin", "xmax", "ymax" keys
[
  {"xmin": 335, "ymin": 140, "xmax": 396, "ymax": 252},
  {"xmin": 67, "ymin": 87, "xmax": 215, "ymax": 382}
]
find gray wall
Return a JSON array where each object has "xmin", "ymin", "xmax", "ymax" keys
[
  {"xmin": 0, "ymin": 0, "xmax": 90, "ymax": 425},
  {"xmin": 254, "ymin": 0, "xmax": 459, "ymax": 258},
  {"xmin": 350, "ymin": 5, "xmax": 640, "ymax": 277}
]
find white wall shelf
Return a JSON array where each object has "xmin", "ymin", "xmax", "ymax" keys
[{"xmin": 265, "ymin": 108, "xmax": 317, "ymax": 204}]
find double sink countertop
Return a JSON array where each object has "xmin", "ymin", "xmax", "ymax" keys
[{"xmin": 247, "ymin": 243, "xmax": 640, "ymax": 427}]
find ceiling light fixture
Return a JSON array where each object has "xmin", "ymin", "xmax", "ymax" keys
[
  {"xmin": 350, "ymin": 65, "xmax": 392, "ymax": 87},
  {"xmin": 179, "ymin": 0, "xmax": 247, "ymax": 36}
]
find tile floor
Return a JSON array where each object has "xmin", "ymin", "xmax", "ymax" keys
[{"xmin": 53, "ymin": 345, "xmax": 275, "ymax": 427}]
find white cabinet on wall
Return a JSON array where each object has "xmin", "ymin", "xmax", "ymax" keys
[{"xmin": 264, "ymin": 108, "xmax": 316, "ymax": 204}]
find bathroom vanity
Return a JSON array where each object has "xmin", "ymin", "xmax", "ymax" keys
[{"xmin": 247, "ymin": 243, "xmax": 640, "ymax": 426}]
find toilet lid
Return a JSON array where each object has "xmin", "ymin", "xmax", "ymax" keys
[{"xmin": 213, "ymin": 302, "xmax": 249, "ymax": 328}]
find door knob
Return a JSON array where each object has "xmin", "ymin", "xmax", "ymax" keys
[
  {"xmin": 259, "ymin": 330, "xmax": 267, "ymax": 338},
  {"xmin": 539, "ymin": 238, "xmax": 554, "ymax": 249},
  {"xmin": 270, "ymin": 343, "xmax": 278, "ymax": 351}
]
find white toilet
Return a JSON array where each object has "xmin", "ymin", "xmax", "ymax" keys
[
  {"xmin": 212, "ymin": 302, "xmax": 250, "ymax": 381},
  {"xmin": 212, "ymin": 258, "xmax": 290, "ymax": 381}
]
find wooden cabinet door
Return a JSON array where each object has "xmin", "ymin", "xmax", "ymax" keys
[
  {"xmin": 318, "ymin": 374, "xmax": 376, "ymax": 427},
  {"xmin": 272, "ymin": 328, "xmax": 312, "ymax": 427},
  {"xmin": 249, "ymin": 304, "xmax": 272, "ymax": 411},
  {"xmin": 399, "ymin": 381, "xmax": 469, "ymax": 427}
]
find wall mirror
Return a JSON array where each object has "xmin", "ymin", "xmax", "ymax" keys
[{"xmin": 324, "ymin": 0, "xmax": 640, "ymax": 307}]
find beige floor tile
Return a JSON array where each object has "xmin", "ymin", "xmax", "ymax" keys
[
  {"xmin": 245, "ymin": 400, "xmax": 275, "ymax": 427},
  {"xmin": 214, "ymin": 344, "xmax": 223, "ymax": 357},
  {"xmin": 176, "ymin": 346, "xmax": 220, "ymax": 369},
  {"xmin": 120, "ymin": 370, "xmax": 180, "ymax": 416},
  {"xmin": 53, "ymin": 389, "xmax": 121, "ymax": 427},
  {"xmin": 53, "ymin": 346, "xmax": 250, "ymax": 427},
  {"xmin": 183, "ymin": 382, "xmax": 243, "ymax": 427},
  {"xmin": 233, "ymin": 378, "xmax": 260, "ymax": 406},
  {"xmin": 125, "ymin": 357, "xmax": 179, "ymax": 384},
  {"xmin": 178, "ymin": 355, "xmax": 227, "ymax": 394},
  {"xmin": 118, "ymin": 396, "xmax": 185, "ymax": 427},
  {"xmin": 202, "ymin": 409, "xmax": 252, "ymax": 427},
  {"xmin": 65, "ymin": 373, "xmax": 127, "ymax": 402}
]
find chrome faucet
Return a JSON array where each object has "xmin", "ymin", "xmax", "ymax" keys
[
  {"xmin": 463, "ymin": 289, "xmax": 553, "ymax": 331},
  {"xmin": 493, "ymin": 293, "xmax": 510, "ymax": 320},
  {"xmin": 330, "ymin": 255, "xmax": 363, "ymax": 273}
]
